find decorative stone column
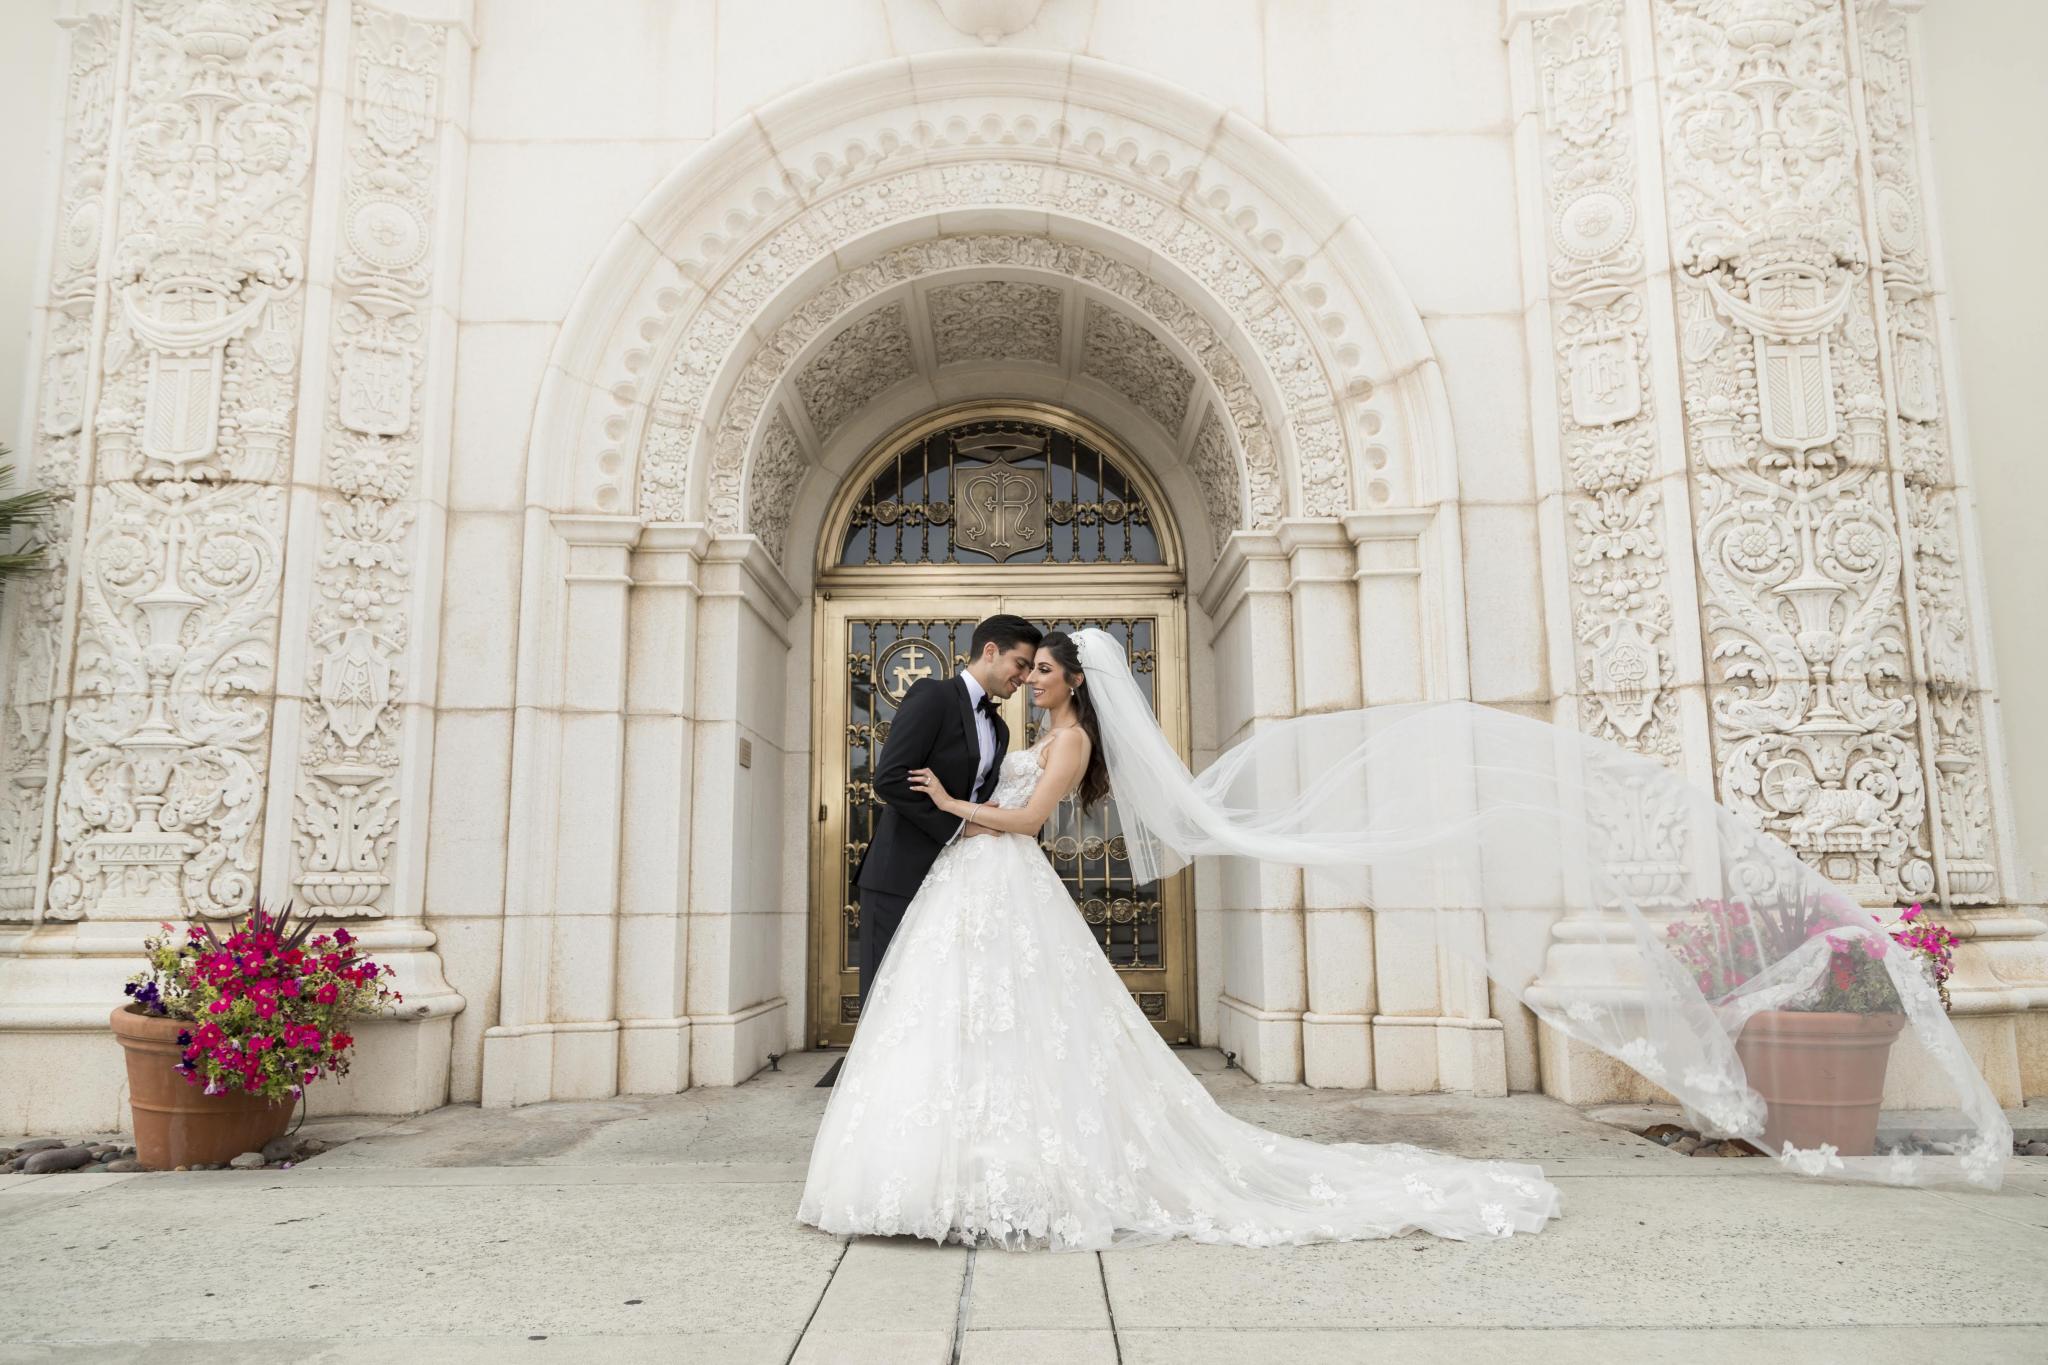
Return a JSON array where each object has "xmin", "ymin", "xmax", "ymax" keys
[
  {"xmin": 682, "ymin": 534, "xmax": 797, "ymax": 1087},
  {"xmin": 481, "ymin": 512, "xmax": 639, "ymax": 1106},
  {"xmin": 614, "ymin": 523, "xmax": 710, "ymax": 1095},
  {"xmin": 1196, "ymin": 530, "xmax": 1307, "ymax": 1083}
]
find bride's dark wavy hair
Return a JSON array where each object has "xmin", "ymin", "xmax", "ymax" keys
[{"xmin": 1039, "ymin": 631, "xmax": 1111, "ymax": 814}]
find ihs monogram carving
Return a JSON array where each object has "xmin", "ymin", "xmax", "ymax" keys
[
  {"xmin": 52, "ymin": 0, "xmax": 323, "ymax": 920},
  {"xmin": 293, "ymin": 4, "xmax": 446, "ymax": 917},
  {"xmin": 1853, "ymin": 0, "xmax": 1997, "ymax": 903},
  {"xmin": 1532, "ymin": 2, "xmax": 1680, "ymax": 762},
  {"xmin": 794, "ymin": 303, "xmax": 918, "ymax": 444},
  {"xmin": 747, "ymin": 412, "xmax": 807, "ymax": 566},
  {"xmin": 926, "ymin": 280, "xmax": 1062, "ymax": 368},
  {"xmin": 1079, "ymin": 301, "xmax": 1195, "ymax": 437},
  {"xmin": 0, "ymin": 11, "xmax": 119, "ymax": 919},
  {"xmin": 1654, "ymin": 0, "xmax": 1933, "ymax": 902}
]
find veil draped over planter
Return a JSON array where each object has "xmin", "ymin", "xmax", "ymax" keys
[{"xmin": 1069, "ymin": 629, "xmax": 2009, "ymax": 1190}]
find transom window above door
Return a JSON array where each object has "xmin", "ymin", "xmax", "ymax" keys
[{"xmin": 832, "ymin": 412, "xmax": 1169, "ymax": 569}]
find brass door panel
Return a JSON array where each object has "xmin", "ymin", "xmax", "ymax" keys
[{"xmin": 810, "ymin": 596, "xmax": 1193, "ymax": 1048}]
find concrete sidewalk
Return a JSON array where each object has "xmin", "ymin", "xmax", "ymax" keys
[{"xmin": 2, "ymin": 1050, "xmax": 2042, "ymax": 1363}]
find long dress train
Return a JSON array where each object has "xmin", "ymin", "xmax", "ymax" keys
[{"xmin": 797, "ymin": 743, "xmax": 1561, "ymax": 1249}]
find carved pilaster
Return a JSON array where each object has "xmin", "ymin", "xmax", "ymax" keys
[
  {"xmin": 1652, "ymin": 0, "xmax": 1933, "ymax": 904},
  {"xmin": 0, "ymin": 8, "xmax": 123, "ymax": 922},
  {"xmin": 1526, "ymin": 2, "xmax": 1689, "ymax": 765},
  {"xmin": 285, "ymin": 3, "xmax": 450, "ymax": 917},
  {"xmin": 49, "ymin": 0, "xmax": 325, "ymax": 921},
  {"xmin": 1846, "ymin": 0, "xmax": 2000, "ymax": 904}
]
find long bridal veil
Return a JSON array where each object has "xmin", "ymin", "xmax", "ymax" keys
[{"xmin": 1069, "ymin": 629, "xmax": 2009, "ymax": 1189}]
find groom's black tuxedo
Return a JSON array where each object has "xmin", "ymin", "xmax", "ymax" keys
[{"xmin": 853, "ymin": 672, "xmax": 1007, "ymax": 1001}]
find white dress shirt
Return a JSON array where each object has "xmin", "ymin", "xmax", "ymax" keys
[{"xmin": 953, "ymin": 671, "xmax": 1000, "ymax": 842}]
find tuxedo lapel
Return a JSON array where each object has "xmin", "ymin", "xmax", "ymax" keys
[{"xmin": 953, "ymin": 672, "xmax": 978, "ymax": 752}]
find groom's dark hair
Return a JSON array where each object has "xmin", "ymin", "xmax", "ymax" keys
[{"xmin": 970, "ymin": 613, "xmax": 1042, "ymax": 659}]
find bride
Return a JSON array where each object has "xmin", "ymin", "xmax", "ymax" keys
[
  {"xmin": 797, "ymin": 629, "xmax": 1560, "ymax": 1248},
  {"xmin": 798, "ymin": 627, "xmax": 2009, "ymax": 1251}
]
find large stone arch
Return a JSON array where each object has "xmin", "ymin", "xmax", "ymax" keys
[{"xmin": 486, "ymin": 52, "xmax": 1481, "ymax": 1107}]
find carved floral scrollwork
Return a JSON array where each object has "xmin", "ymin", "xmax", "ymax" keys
[
  {"xmin": 0, "ymin": 11, "xmax": 120, "ymax": 920},
  {"xmin": 54, "ymin": 0, "xmax": 323, "ymax": 920},
  {"xmin": 1655, "ymin": 0, "xmax": 1932, "ymax": 902},
  {"xmin": 292, "ymin": 4, "xmax": 445, "ymax": 917},
  {"xmin": 1534, "ymin": 3, "xmax": 1681, "ymax": 764}
]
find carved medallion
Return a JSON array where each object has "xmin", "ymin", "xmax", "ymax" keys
[{"xmin": 875, "ymin": 638, "xmax": 948, "ymax": 705}]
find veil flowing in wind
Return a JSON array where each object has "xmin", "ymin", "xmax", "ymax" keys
[{"xmin": 1069, "ymin": 628, "xmax": 2009, "ymax": 1189}]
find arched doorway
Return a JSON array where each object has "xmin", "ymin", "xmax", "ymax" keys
[{"xmin": 809, "ymin": 402, "xmax": 1194, "ymax": 1047}]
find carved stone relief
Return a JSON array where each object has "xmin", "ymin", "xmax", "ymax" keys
[
  {"xmin": 291, "ymin": 4, "xmax": 447, "ymax": 918},
  {"xmin": 926, "ymin": 279, "xmax": 1062, "ymax": 367},
  {"xmin": 1187, "ymin": 410, "xmax": 1244, "ymax": 557},
  {"xmin": 0, "ymin": 12, "xmax": 120, "ymax": 919},
  {"xmin": 50, "ymin": 0, "xmax": 323, "ymax": 920},
  {"xmin": 1532, "ymin": 2, "xmax": 1681, "ymax": 764},
  {"xmin": 1853, "ymin": 0, "xmax": 1997, "ymax": 902},
  {"xmin": 747, "ymin": 411, "xmax": 807, "ymax": 566},
  {"xmin": 792, "ymin": 302, "xmax": 918, "ymax": 444},
  {"xmin": 1654, "ymin": 0, "xmax": 1932, "ymax": 902},
  {"xmin": 626, "ymin": 154, "xmax": 1361, "ymax": 531},
  {"xmin": 1079, "ymin": 300, "xmax": 1196, "ymax": 437}
]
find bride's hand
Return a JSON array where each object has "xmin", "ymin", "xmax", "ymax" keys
[{"xmin": 908, "ymin": 767, "xmax": 959, "ymax": 812}]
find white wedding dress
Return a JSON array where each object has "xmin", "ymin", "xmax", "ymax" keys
[{"xmin": 797, "ymin": 739, "xmax": 1562, "ymax": 1250}]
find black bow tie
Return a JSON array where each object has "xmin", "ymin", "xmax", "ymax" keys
[{"xmin": 976, "ymin": 694, "xmax": 999, "ymax": 718}]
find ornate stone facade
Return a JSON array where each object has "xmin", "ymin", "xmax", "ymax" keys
[
  {"xmin": 1850, "ymin": 0, "xmax": 1999, "ymax": 903},
  {"xmin": 0, "ymin": 9, "xmax": 120, "ymax": 922},
  {"xmin": 1651, "ymin": 0, "xmax": 1977, "ymax": 904},
  {"xmin": 290, "ymin": 5, "xmax": 448, "ymax": 918},
  {"xmin": 52, "ymin": 0, "xmax": 322, "ymax": 920},
  {"xmin": 926, "ymin": 279, "xmax": 1062, "ymax": 368},
  {"xmin": 1530, "ymin": 2, "xmax": 1685, "ymax": 764}
]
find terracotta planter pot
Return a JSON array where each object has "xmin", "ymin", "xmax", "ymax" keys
[
  {"xmin": 109, "ymin": 1005, "xmax": 295, "ymax": 1170},
  {"xmin": 1735, "ymin": 1009, "xmax": 1906, "ymax": 1157}
]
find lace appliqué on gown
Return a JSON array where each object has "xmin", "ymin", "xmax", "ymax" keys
[{"xmin": 797, "ymin": 746, "xmax": 1561, "ymax": 1249}]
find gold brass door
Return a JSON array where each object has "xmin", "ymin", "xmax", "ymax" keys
[{"xmin": 811, "ymin": 598, "xmax": 1193, "ymax": 1048}]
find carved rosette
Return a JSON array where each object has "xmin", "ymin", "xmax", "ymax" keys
[
  {"xmin": 1850, "ymin": 1, "xmax": 1997, "ymax": 904},
  {"xmin": 290, "ymin": 5, "xmax": 446, "ymax": 918},
  {"xmin": 49, "ymin": 0, "xmax": 323, "ymax": 921},
  {"xmin": 1533, "ymin": 3, "xmax": 1681, "ymax": 765},
  {"xmin": 1654, "ymin": 0, "xmax": 1932, "ymax": 903},
  {"xmin": 0, "ymin": 13, "xmax": 120, "ymax": 920}
]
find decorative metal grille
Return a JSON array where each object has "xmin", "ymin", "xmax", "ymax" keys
[{"xmin": 836, "ymin": 418, "xmax": 1164, "ymax": 568}]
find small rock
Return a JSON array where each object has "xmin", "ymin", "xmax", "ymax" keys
[
  {"xmin": 120, "ymin": 1146, "xmax": 136, "ymax": 1158},
  {"xmin": 260, "ymin": 1136, "xmax": 297, "ymax": 1163},
  {"xmin": 173, "ymin": 1165, "xmax": 190, "ymax": 1172},
  {"xmin": 1640, "ymin": 1122, "xmax": 1687, "ymax": 1146},
  {"xmin": 295, "ymin": 1137, "xmax": 329, "ymax": 1157},
  {"xmin": 2021, "ymin": 1141, "xmax": 2048, "ymax": 1157},
  {"xmin": 192, "ymin": 1162, "xmax": 223, "ymax": 1172},
  {"xmin": 88, "ymin": 1144, "xmax": 120, "ymax": 1160},
  {"xmin": 0, "ymin": 1161, "xmax": 18, "ymax": 1175},
  {"xmin": 1673, "ymin": 1135, "xmax": 1702, "ymax": 1154},
  {"xmin": 228, "ymin": 1152, "xmax": 266, "ymax": 1171},
  {"xmin": 14, "ymin": 1138, "xmax": 63, "ymax": 1154},
  {"xmin": 22, "ymin": 1145, "xmax": 93, "ymax": 1174},
  {"xmin": 1928, "ymin": 1142, "xmax": 1956, "ymax": 1156},
  {"xmin": 1714, "ymin": 1140, "xmax": 1754, "ymax": 1158},
  {"xmin": 104, "ymin": 1159, "xmax": 144, "ymax": 1173}
]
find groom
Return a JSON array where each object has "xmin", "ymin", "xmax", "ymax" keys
[{"xmin": 854, "ymin": 613, "xmax": 1042, "ymax": 1006}]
